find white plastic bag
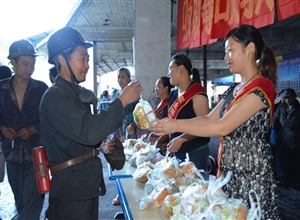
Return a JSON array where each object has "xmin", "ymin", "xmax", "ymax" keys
[{"xmin": 133, "ymin": 98, "xmax": 156, "ymax": 129}]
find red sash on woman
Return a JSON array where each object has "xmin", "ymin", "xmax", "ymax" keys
[
  {"xmin": 168, "ymin": 83, "xmax": 206, "ymax": 119},
  {"xmin": 154, "ymin": 98, "xmax": 169, "ymax": 115},
  {"xmin": 216, "ymin": 78, "xmax": 275, "ymax": 178}
]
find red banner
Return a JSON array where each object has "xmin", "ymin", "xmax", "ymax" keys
[
  {"xmin": 176, "ymin": 0, "xmax": 217, "ymax": 50},
  {"xmin": 210, "ymin": 0, "xmax": 240, "ymax": 39},
  {"xmin": 277, "ymin": 0, "xmax": 300, "ymax": 20},
  {"xmin": 177, "ymin": 0, "xmax": 276, "ymax": 50},
  {"xmin": 239, "ymin": 0, "xmax": 274, "ymax": 29}
]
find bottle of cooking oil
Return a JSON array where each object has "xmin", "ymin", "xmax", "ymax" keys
[{"xmin": 133, "ymin": 97, "xmax": 156, "ymax": 130}]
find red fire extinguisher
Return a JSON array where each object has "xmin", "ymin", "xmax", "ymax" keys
[{"xmin": 33, "ymin": 146, "xmax": 51, "ymax": 194}]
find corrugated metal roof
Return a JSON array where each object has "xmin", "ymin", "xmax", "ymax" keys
[{"xmin": 34, "ymin": 0, "xmax": 300, "ymax": 80}]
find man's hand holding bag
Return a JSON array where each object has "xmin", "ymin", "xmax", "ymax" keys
[{"xmin": 100, "ymin": 136, "xmax": 125, "ymax": 170}]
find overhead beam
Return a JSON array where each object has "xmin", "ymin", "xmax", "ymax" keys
[
  {"xmin": 74, "ymin": 27, "xmax": 133, "ymax": 32},
  {"xmin": 99, "ymin": 59, "xmax": 114, "ymax": 72}
]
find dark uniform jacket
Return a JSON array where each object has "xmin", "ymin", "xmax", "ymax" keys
[
  {"xmin": 273, "ymin": 99, "xmax": 300, "ymax": 150},
  {"xmin": 39, "ymin": 76, "xmax": 124, "ymax": 200},
  {"xmin": 0, "ymin": 77, "xmax": 48, "ymax": 162}
]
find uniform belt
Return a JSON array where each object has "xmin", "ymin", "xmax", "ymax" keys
[{"xmin": 50, "ymin": 148, "xmax": 99, "ymax": 175}]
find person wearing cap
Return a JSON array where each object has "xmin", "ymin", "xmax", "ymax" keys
[
  {"xmin": 267, "ymin": 89, "xmax": 287, "ymax": 158},
  {"xmin": 274, "ymin": 89, "xmax": 286, "ymax": 112},
  {"xmin": 272, "ymin": 88, "xmax": 300, "ymax": 189},
  {"xmin": 39, "ymin": 27, "xmax": 142, "ymax": 219},
  {"xmin": 98, "ymin": 90, "xmax": 111, "ymax": 111},
  {"xmin": 0, "ymin": 39, "xmax": 48, "ymax": 219}
]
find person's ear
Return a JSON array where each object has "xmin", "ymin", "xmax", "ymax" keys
[
  {"xmin": 247, "ymin": 42, "xmax": 256, "ymax": 55},
  {"xmin": 11, "ymin": 59, "xmax": 16, "ymax": 67},
  {"xmin": 178, "ymin": 64, "xmax": 184, "ymax": 74},
  {"xmin": 58, "ymin": 55, "xmax": 66, "ymax": 67}
]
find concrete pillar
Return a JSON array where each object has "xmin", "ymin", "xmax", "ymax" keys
[{"xmin": 134, "ymin": 0, "xmax": 171, "ymax": 107}]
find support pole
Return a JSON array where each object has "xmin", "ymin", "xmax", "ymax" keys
[
  {"xmin": 93, "ymin": 41, "xmax": 98, "ymax": 96},
  {"xmin": 203, "ymin": 45, "xmax": 207, "ymax": 91}
]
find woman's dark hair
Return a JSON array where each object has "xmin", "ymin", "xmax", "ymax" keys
[
  {"xmin": 224, "ymin": 24, "xmax": 277, "ymax": 86},
  {"xmin": 117, "ymin": 67, "xmax": 131, "ymax": 79},
  {"xmin": 171, "ymin": 54, "xmax": 201, "ymax": 83},
  {"xmin": 159, "ymin": 76, "xmax": 174, "ymax": 95}
]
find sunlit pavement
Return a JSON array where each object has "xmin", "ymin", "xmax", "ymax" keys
[{"xmin": 0, "ymin": 172, "xmax": 18, "ymax": 220}]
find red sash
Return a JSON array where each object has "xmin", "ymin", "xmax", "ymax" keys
[
  {"xmin": 154, "ymin": 98, "xmax": 169, "ymax": 115},
  {"xmin": 216, "ymin": 78, "xmax": 275, "ymax": 178},
  {"xmin": 168, "ymin": 83, "xmax": 206, "ymax": 119}
]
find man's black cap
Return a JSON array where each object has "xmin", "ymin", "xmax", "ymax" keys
[{"xmin": 283, "ymin": 88, "xmax": 297, "ymax": 98}]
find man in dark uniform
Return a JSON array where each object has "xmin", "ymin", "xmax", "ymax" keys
[
  {"xmin": 0, "ymin": 40, "xmax": 48, "ymax": 220},
  {"xmin": 39, "ymin": 27, "xmax": 142, "ymax": 219},
  {"xmin": 273, "ymin": 88, "xmax": 300, "ymax": 188}
]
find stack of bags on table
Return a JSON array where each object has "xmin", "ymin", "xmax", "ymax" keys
[
  {"xmin": 132, "ymin": 153, "xmax": 261, "ymax": 220},
  {"xmin": 123, "ymin": 138, "xmax": 164, "ymax": 168}
]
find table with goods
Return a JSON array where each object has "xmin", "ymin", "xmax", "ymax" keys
[
  {"xmin": 108, "ymin": 137, "xmax": 261, "ymax": 220},
  {"xmin": 108, "ymin": 161, "xmax": 134, "ymax": 180}
]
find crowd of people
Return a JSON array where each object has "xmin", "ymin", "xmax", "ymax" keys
[{"xmin": 0, "ymin": 23, "xmax": 299, "ymax": 220}]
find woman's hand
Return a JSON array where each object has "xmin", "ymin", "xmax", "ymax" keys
[
  {"xmin": 167, "ymin": 137, "xmax": 183, "ymax": 153},
  {"xmin": 150, "ymin": 118, "xmax": 176, "ymax": 136},
  {"xmin": 126, "ymin": 123, "xmax": 135, "ymax": 135},
  {"xmin": 148, "ymin": 132, "xmax": 158, "ymax": 144}
]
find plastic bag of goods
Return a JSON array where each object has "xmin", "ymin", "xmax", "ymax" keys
[{"xmin": 133, "ymin": 98, "xmax": 156, "ymax": 129}]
